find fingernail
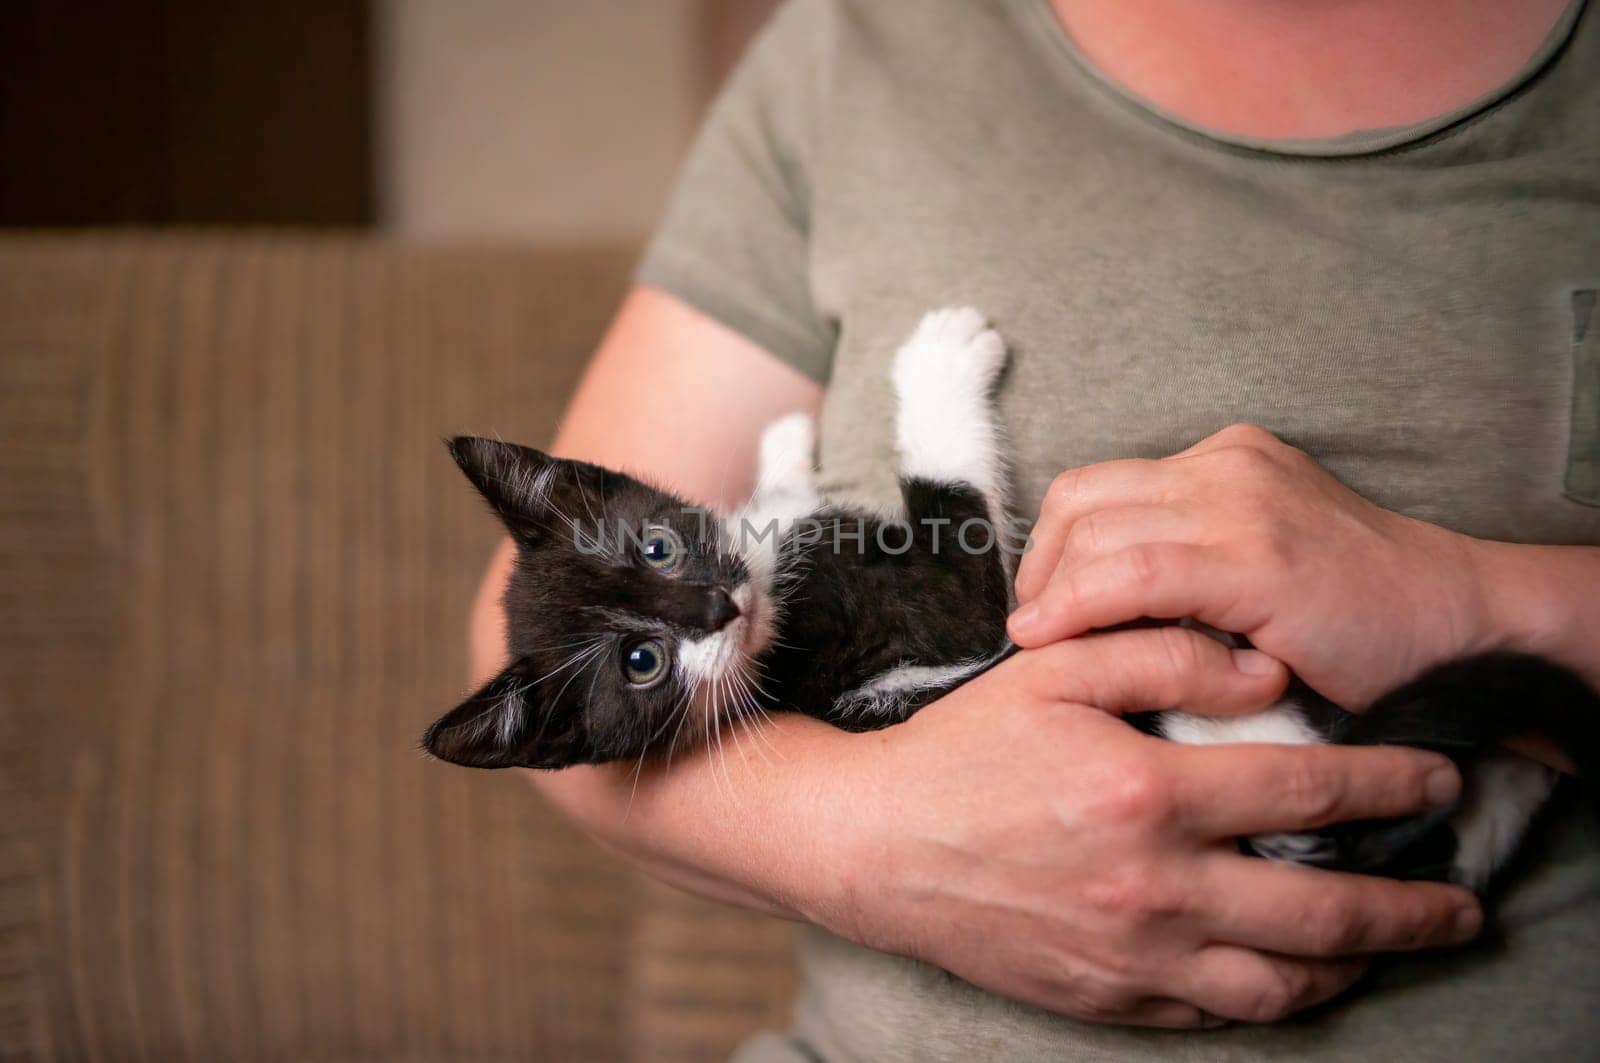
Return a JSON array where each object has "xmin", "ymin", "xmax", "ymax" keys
[
  {"xmin": 1452, "ymin": 905, "xmax": 1482, "ymax": 942},
  {"xmin": 1010, "ymin": 604, "xmax": 1039, "ymax": 633},
  {"xmin": 1231, "ymin": 649, "xmax": 1278, "ymax": 675},
  {"xmin": 1425, "ymin": 764, "xmax": 1462, "ymax": 807}
]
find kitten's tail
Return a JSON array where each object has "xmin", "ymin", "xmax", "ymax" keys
[
  {"xmin": 1338, "ymin": 651, "xmax": 1600, "ymax": 781},
  {"xmin": 1284, "ymin": 651, "xmax": 1599, "ymax": 883}
]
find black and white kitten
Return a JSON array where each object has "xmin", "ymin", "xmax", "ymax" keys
[{"xmin": 428, "ymin": 308, "xmax": 1597, "ymax": 891}]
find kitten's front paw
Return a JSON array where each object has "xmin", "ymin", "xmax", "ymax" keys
[
  {"xmin": 758, "ymin": 412, "xmax": 816, "ymax": 475},
  {"xmin": 893, "ymin": 307, "xmax": 1007, "ymax": 397}
]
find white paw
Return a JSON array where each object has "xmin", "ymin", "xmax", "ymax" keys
[
  {"xmin": 892, "ymin": 307, "xmax": 1007, "ymax": 399},
  {"xmin": 890, "ymin": 307, "xmax": 1009, "ymax": 500},
  {"xmin": 758, "ymin": 412, "xmax": 816, "ymax": 476},
  {"xmin": 735, "ymin": 412, "xmax": 822, "ymax": 562}
]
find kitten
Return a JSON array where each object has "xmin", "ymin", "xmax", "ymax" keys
[{"xmin": 427, "ymin": 308, "xmax": 1597, "ymax": 891}]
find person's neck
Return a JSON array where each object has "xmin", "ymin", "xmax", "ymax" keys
[{"xmin": 1049, "ymin": 0, "xmax": 1573, "ymax": 140}]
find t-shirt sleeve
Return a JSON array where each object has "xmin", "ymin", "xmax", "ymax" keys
[{"xmin": 636, "ymin": 0, "xmax": 837, "ymax": 382}]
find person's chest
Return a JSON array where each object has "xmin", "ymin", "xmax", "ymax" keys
[
  {"xmin": 1045, "ymin": 0, "xmax": 1578, "ymax": 143},
  {"xmin": 802, "ymin": 26, "xmax": 1600, "ymax": 546}
]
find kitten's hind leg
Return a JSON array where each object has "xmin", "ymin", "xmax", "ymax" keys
[
  {"xmin": 1445, "ymin": 754, "xmax": 1557, "ymax": 891},
  {"xmin": 1248, "ymin": 756, "xmax": 1556, "ymax": 888},
  {"xmin": 891, "ymin": 307, "xmax": 1009, "ymax": 503},
  {"xmin": 1247, "ymin": 652, "xmax": 1591, "ymax": 888}
]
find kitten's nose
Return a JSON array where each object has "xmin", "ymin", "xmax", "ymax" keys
[{"xmin": 704, "ymin": 588, "xmax": 741, "ymax": 630}]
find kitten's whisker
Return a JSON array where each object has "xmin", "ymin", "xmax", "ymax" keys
[
  {"xmin": 729, "ymin": 674, "xmax": 777, "ymax": 765},
  {"xmin": 723, "ymin": 674, "xmax": 756, "ymax": 774},
  {"xmin": 711, "ymin": 676, "xmax": 739, "ymax": 805},
  {"xmin": 738, "ymin": 664, "xmax": 776, "ymax": 716},
  {"xmin": 575, "ymin": 474, "xmax": 601, "ymax": 529},
  {"xmin": 739, "ymin": 663, "xmax": 777, "ymax": 702},
  {"xmin": 694, "ymin": 676, "xmax": 725, "ymax": 800},
  {"xmin": 662, "ymin": 682, "xmax": 696, "ymax": 771},
  {"xmin": 521, "ymin": 637, "xmax": 608, "ymax": 657},
  {"xmin": 737, "ymin": 668, "xmax": 783, "ymax": 761},
  {"xmin": 642, "ymin": 690, "xmax": 687, "ymax": 750},
  {"xmin": 623, "ymin": 740, "xmax": 652, "ymax": 823},
  {"xmin": 523, "ymin": 640, "xmax": 608, "ymax": 751},
  {"xmin": 712, "ymin": 677, "xmax": 728, "ymax": 783},
  {"xmin": 531, "ymin": 638, "xmax": 607, "ymax": 686},
  {"xmin": 544, "ymin": 642, "xmax": 607, "ymax": 720}
]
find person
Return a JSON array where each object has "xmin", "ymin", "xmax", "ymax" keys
[{"xmin": 470, "ymin": 1, "xmax": 1600, "ymax": 1056}]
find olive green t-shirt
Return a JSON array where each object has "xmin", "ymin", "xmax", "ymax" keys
[{"xmin": 638, "ymin": 1, "xmax": 1600, "ymax": 1058}]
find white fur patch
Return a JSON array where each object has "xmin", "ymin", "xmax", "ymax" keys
[
  {"xmin": 1159, "ymin": 704, "xmax": 1330, "ymax": 867},
  {"xmin": 527, "ymin": 462, "xmax": 558, "ymax": 507},
  {"xmin": 728, "ymin": 412, "xmax": 822, "ymax": 589},
  {"xmin": 1448, "ymin": 754, "xmax": 1557, "ymax": 890},
  {"xmin": 757, "ymin": 411, "xmax": 819, "ymax": 494},
  {"xmin": 496, "ymin": 687, "xmax": 522, "ymax": 747},
  {"xmin": 716, "ymin": 413, "xmax": 816, "ymax": 709},
  {"xmin": 674, "ymin": 630, "xmax": 735, "ymax": 685},
  {"xmin": 1157, "ymin": 703, "xmax": 1321, "ymax": 747},
  {"xmin": 675, "ymin": 583, "xmax": 766, "ymax": 687},
  {"xmin": 891, "ymin": 308, "xmax": 1008, "ymax": 503},
  {"xmin": 673, "ymin": 584, "xmax": 775, "ymax": 743},
  {"xmin": 1247, "ymin": 832, "xmax": 1337, "ymax": 864},
  {"xmin": 835, "ymin": 656, "xmax": 991, "ymax": 722}
]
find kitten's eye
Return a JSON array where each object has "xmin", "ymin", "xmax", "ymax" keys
[
  {"xmin": 641, "ymin": 525, "xmax": 681, "ymax": 573},
  {"xmin": 623, "ymin": 639, "xmax": 669, "ymax": 687}
]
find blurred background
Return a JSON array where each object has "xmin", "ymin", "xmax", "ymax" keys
[
  {"xmin": 0, "ymin": 2, "xmax": 798, "ymax": 1060},
  {"xmin": 2, "ymin": 0, "xmax": 778, "ymax": 240}
]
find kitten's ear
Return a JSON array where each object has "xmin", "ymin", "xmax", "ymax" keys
[
  {"xmin": 447, "ymin": 436, "xmax": 561, "ymax": 545},
  {"xmin": 423, "ymin": 659, "xmax": 591, "ymax": 770}
]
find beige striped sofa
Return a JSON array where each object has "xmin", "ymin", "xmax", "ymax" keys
[{"xmin": 0, "ymin": 234, "xmax": 795, "ymax": 1061}]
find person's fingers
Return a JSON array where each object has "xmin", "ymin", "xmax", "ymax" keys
[
  {"xmin": 1179, "ymin": 944, "xmax": 1365, "ymax": 1024},
  {"xmin": 1053, "ymin": 504, "xmax": 1200, "ymax": 570},
  {"xmin": 1190, "ymin": 851, "xmax": 1481, "ymax": 957},
  {"xmin": 1014, "ymin": 460, "xmax": 1176, "ymax": 602},
  {"xmin": 1170, "ymin": 422, "xmax": 1283, "ymax": 458},
  {"xmin": 1171, "ymin": 740, "xmax": 1462, "ymax": 837},
  {"xmin": 1015, "ymin": 627, "xmax": 1289, "ymax": 717},
  {"xmin": 1009, "ymin": 544, "xmax": 1248, "ymax": 647},
  {"xmin": 1110, "ymin": 997, "xmax": 1224, "ymax": 1030},
  {"xmin": 1015, "ymin": 429, "xmax": 1288, "ymax": 604},
  {"xmin": 1013, "ymin": 508, "xmax": 1069, "ymax": 606}
]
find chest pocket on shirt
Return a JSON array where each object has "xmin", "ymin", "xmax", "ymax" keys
[{"xmin": 1569, "ymin": 290, "xmax": 1600, "ymax": 507}]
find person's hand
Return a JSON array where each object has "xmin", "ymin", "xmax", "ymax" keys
[
  {"xmin": 816, "ymin": 626, "xmax": 1480, "ymax": 1028},
  {"xmin": 1008, "ymin": 424, "xmax": 1495, "ymax": 708}
]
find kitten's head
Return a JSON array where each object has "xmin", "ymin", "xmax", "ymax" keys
[{"xmin": 424, "ymin": 437, "xmax": 773, "ymax": 770}]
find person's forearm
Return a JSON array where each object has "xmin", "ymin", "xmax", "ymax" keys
[
  {"xmin": 1473, "ymin": 541, "xmax": 1600, "ymax": 689},
  {"xmin": 530, "ymin": 719, "xmax": 855, "ymax": 920}
]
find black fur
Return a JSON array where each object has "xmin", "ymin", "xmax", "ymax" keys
[
  {"xmin": 761, "ymin": 480, "xmax": 1012, "ymax": 730},
  {"xmin": 426, "ymin": 437, "xmax": 753, "ymax": 767}
]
